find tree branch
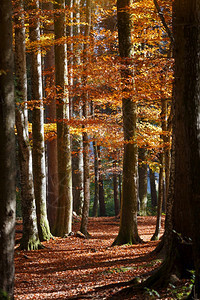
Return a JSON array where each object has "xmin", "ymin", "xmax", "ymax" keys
[{"xmin": 153, "ymin": 0, "xmax": 174, "ymax": 44}]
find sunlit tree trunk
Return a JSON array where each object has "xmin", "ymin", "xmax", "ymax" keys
[
  {"xmin": 43, "ymin": 1, "xmax": 59, "ymax": 231},
  {"xmin": 29, "ymin": 0, "xmax": 52, "ymax": 241},
  {"xmin": 0, "ymin": 1, "xmax": 15, "ymax": 298},
  {"xmin": 112, "ymin": 0, "xmax": 141, "ymax": 246},
  {"xmin": 138, "ymin": 148, "xmax": 148, "ymax": 216},
  {"xmin": 80, "ymin": 0, "xmax": 91, "ymax": 237},
  {"xmin": 14, "ymin": 0, "xmax": 41, "ymax": 250},
  {"xmin": 54, "ymin": 0, "xmax": 73, "ymax": 237}
]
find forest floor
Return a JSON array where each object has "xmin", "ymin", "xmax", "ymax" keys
[{"xmin": 14, "ymin": 216, "xmax": 190, "ymax": 299}]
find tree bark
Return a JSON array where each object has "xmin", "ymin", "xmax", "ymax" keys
[
  {"xmin": 29, "ymin": 0, "xmax": 52, "ymax": 241},
  {"xmin": 138, "ymin": 148, "xmax": 148, "ymax": 216},
  {"xmin": 113, "ymin": 161, "xmax": 120, "ymax": 216},
  {"xmin": 112, "ymin": 0, "xmax": 141, "ymax": 246},
  {"xmin": 14, "ymin": 0, "xmax": 41, "ymax": 250},
  {"xmin": 80, "ymin": 0, "xmax": 91, "ymax": 237},
  {"xmin": 54, "ymin": 0, "xmax": 73, "ymax": 237},
  {"xmin": 149, "ymin": 168, "xmax": 157, "ymax": 207},
  {"xmin": 0, "ymin": 1, "xmax": 16, "ymax": 298},
  {"xmin": 92, "ymin": 141, "xmax": 99, "ymax": 217},
  {"xmin": 43, "ymin": 1, "xmax": 59, "ymax": 231}
]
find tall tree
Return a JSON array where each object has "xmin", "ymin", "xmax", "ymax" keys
[
  {"xmin": 128, "ymin": 0, "xmax": 200, "ymax": 294},
  {"xmin": 54, "ymin": 0, "xmax": 73, "ymax": 237},
  {"xmin": 0, "ymin": 0, "xmax": 16, "ymax": 298},
  {"xmin": 29, "ymin": 0, "xmax": 52, "ymax": 241},
  {"xmin": 112, "ymin": 0, "xmax": 141, "ymax": 245},
  {"xmin": 14, "ymin": 0, "xmax": 41, "ymax": 250},
  {"xmin": 80, "ymin": 0, "xmax": 91, "ymax": 237},
  {"xmin": 43, "ymin": 1, "xmax": 59, "ymax": 231}
]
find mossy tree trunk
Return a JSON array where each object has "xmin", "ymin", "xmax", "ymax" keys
[
  {"xmin": 14, "ymin": 0, "xmax": 41, "ymax": 250},
  {"xmin": 29, "ymin": 0, "xmax": 52, "ymax": 242},
  {"xmin": 0, "ymin": 1, "xmax": 15, "ymax": 298},
  {"xmin": 112, "ymin": 0, "xmax": 141, "ymax": 246},
  {"xmin": 54, "ymin": 0, "xmax": 73, "ymax": 237}
]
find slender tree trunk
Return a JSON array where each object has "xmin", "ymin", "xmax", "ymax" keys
[
  {"xmin": 151, "ymin": 154, "xmax": 164, "ymax": 240},
  {"xmin": 149, "ymin": 168, "xmax": 158, "ymax": 207},
  {"xmin": 29, "ymin": 0, "xmax": 52, "ymax": 241},
  {"xmin": 113, "ymin": 161, "xmax": 120, "ymax": 216},
  {"xmin": 72, "ymin": 136, "xmax": 84, "ymax": 215},
  {"xmin": 92, "ymin": 141, "xmax": 99, "ymax": 217},
  {"xmin": 72, "ymin": 0, "xmax": 84, "ymax": 216},
  {"xmin": 98, "ymin": 146, "xmax": 106, "ymax": 217},
  {"xmin": 43, "ymin": 1, "xmax": 59, "ymax": 231},
  {"xmin": 0, "ymin": 2, "xmax": 15, "ymax": 298},
  {"xmin": 54, "ymin": 0, "xmax": 73, "ymax": 237},
  {"xmin": 112, "ymin": 0, "xmax": 141, "ymax": 246},
  {"xmin": 14, "ymin": 0, "xmax": 41, "ymax": 250},
  {"xmin": 138, "ymin": 148, "xmax": 148, "ymax": 216},
  {"xmin": 80, "ymin": 0, "xmax": 91, "ymax": 237}
]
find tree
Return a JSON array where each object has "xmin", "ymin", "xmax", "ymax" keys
[
  {"xmin": 80, "ymin": 0, "xmax": 92, "ymax": 237},
  {"xmin": 120, "ymin": 0, "xmax": 200, "ymax": 296},
  {"xmin": 43, "ymin": 1, "xmax": 59, "ymax": 231},
  {"xmin": 54, "ymin": 0, "xmax": 73, "ymax": 237},
  {"xmin": 138, "ymin": 148, "xmax": 148, "ymax": 216},
  {"xmin": 14, "ymin": 0, "xmax": 41, "ymax": 250},
  {"xmin": 29, "ymin": 0, "xmax": 52, "ymax": 241},
  {"xmin": 0, "ymin": 0, "xmax": 16, "ymax": 298},
  {"xmin": 112, "ymin": 0, "xmax": 141, "ymax": 245}
]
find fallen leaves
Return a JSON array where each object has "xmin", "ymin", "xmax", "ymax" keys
[{"xmin": 15, "ymin": 216, "xmax": 164, "ymax": 299}]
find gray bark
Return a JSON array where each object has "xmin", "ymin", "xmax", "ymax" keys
[
  {"xmin": 14, "ymin": 0, "xmax": 41, "ymax": 250},
  {"xmin": 54, "ymin": 0, "xmax": 73, "ymax": 237},
  {"xmin": 44, "ymin": 1, "xmax": 59, "ymax": 231},
  {"xmin": 138, "ymin": 148, "xmax": 148, "ymax": 216},
  {"xmin": 0, "ymin": 1, "xmax": 15, "ymax": 298},
  {"xmin": 80, "ymin": 0, "xmax": 91, "ymax": 237},
  {"xmin": 29, "ymin": 0, "xmax": 52, "ymax": 241}
]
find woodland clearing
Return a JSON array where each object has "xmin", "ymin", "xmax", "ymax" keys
[{"xmin": 14, "ymin": 216, "xmax": 187, "ymax": 299}]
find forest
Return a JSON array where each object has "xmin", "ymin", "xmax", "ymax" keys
[{"xmin": 0, "ymin": 0, "xmax": 200, "ymax": 299}]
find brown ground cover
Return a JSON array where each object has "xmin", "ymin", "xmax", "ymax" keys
[{"xmin": 14, "ymin": 216, "xmax": 166, "ymax": 299}]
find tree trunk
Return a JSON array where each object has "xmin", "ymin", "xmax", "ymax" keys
[
  {"xmin": 14, "ymin": 0, "xmax": 41, "ymax": 250},
  {"xmin": 113, "ymin": 161, "xmax": 120, "ymax": 216},
  {"xmin": 98, "ymin": 146, "xmax": 106, "ymax": 217},
  {"xmin": 0, "ymin": 2, "xmax": 15, "ymax": 298},
  {"xmin": 72, "ymin": 0, "xmax": 84, "ymax": 216},
  {"xmin": 29, "ymin": 0, "xmax": 52, "ymax": 241},
  {"xmin": 172, "ymin": 0, "xmax": 200, "ymax": 297},
  {"xmin": 92, "ymin": 141, "xmax": 99, "ymax": 217},
  {"xmin": 54, "ymin": 0, "xmax": 73, "ymax": 237},
  {"xmin": 149, "ymin": 168, "xmax": 158, "ymax": 207},
  {"xmin": 138, "ymin": 148, "xmax": 148, "ymax": 216},
  {"xmin": 80, "ymin": 0, "xmax": 91, "ymax": 237},
  {"xmin": 72, "ymin": 136, "xmax": 84, "ymax": 215},
  {"xmin": 151, "ymin": 154, "xmax": 164, "ymax": 241},
  {"xmin": 112, "ymin": 0, "xmax": 141, "ymax": 246},
  {"xmin": 43, "ymin": 1, "xmax": 59, "ymax": 231}
]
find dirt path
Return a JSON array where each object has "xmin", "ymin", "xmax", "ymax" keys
[{"xmin": 15, "ymin": 216, "xmax": 164, "ymax": 299}]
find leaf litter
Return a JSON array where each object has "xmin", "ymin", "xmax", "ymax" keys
[{"xmin": 15, "ymin": 216, "xmax": 165, "ymax": 299}]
